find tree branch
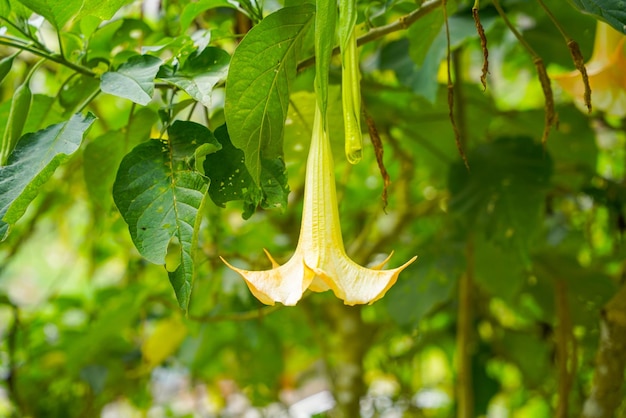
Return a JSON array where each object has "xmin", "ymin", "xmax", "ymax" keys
[{"xmin": 456, "ymin": 237, "xmax": 474, "ymax": 418}]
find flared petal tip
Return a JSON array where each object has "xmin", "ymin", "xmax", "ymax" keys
[
  {"xmin": 332, "ymin": 254, "xmax": 418, "ymax": 306},
  {"xmin": 219, "ymin": 254, "xmax": 315, "ymax": 306}
]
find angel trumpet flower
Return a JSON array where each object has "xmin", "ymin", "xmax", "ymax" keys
[
  {"xmin": 221, "ymin": 106, "xmax": 417, "ymax": 306},
  {"xmin": 553, "ymin": 21, "xmax": 626, "ymax": 117}
]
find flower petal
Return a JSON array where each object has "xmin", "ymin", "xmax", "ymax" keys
[
  {"xmin": 318, "ymin": 253, "xmax": 417, "ymax": 305},
  {"xmin": 220, "ymin": 250, "xmax": 316, "ymax": 306}
]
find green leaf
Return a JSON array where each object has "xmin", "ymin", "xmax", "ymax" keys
[
  {"xmin": 385, "ymin": 244, "xmax": 460, "ymax": 328},
  {"xmin": 409, "ymin": 12, "xmax": 498, "ymax": 103},
  {"xmin": 474, "ymin": 238, "xmax": 526, "ymax": 302},
  {"xmin": 100, "ymin": 55, "xmax": 163, "ymax": 106},
  {"xmin": 448, "ymin": 137, "xmax": 553, "ymax": 259},
  {"xmin": 16, "ymin": 0, "xmax": 82, "ymax": 28},
  {"xmin": 204, "ymin": 125, "xmax": 289, "ymax": 220},
  {"xmin": 83, "ymin": 131, "xmax": 127, "ymax": 210},
  {"xmin": 157, "ymin": 47, "xmax": 230, "ymax": 107},
  {"xmin": 224, "ymin": 4, "xmax": 315, "ymax": 184},
  {"xmin": 568, "ymin": 0, "xmax": 626, "ymax": 34},
  {"xmin": 180, "ymin": 0, "xmax": 237, "ymax": 30},
  {"xmin": 314, "ymin": 0, "xmax": 337, "ymax": 119},
  {"xmin": 112, "ymin": 121, "xmax": 221, "ymax": 309},
  {"xmin": 0, "ymin": 52, "xmax": 18, "ymax": 85},
  {"xmin": 1, "ymin": 78, "xmax": 32, "ymax": 165},
  {"xmin": 0, "ymin": 113, "xmax": 96, "ymax": 240},
  {"xmin": 77, "ymin": 0, "xmax": 134, "ymax": 21},
  {"xmin": 59, "ymin": 75, "xmax": 100, "ymax": 112}
]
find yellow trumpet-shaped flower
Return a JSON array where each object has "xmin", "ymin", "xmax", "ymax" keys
[
  {"xmin": 221, "ymin": 106, "xmax": 417, "ymax": 306},
  {"xmin": 553, "ymin": 21, "xmax": 626, "ymax": 117}
]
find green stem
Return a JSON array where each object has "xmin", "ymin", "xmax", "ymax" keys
[{"xmin": 0, "ymin": 37, "xmax": 96, "ymax": 77}]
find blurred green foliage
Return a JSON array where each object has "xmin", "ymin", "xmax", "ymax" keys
[{"xmin": 1, "ymin": 0, "xmax": 626, "ymax": 417}]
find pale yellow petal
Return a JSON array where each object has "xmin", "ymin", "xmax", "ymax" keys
[
  {"xmin": 319, "ymin": 253, "xmax": 417, "ymax": 305},
  {"xmin": 220, "ymin": 252, "xmax": 315, "ymax": 306}
]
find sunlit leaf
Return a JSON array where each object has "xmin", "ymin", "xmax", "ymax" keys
[
  {"xmin": 101, "ymin": 55, "xmax": 163, "ymax": 105},
  {"xmin": 113, "ymin": 121, "xmax": 220, "ymax": 309},
  {"xmin": 224, "ymin": 4, "xmax": 315, "ymax": 184},
  {"xmin": 0, "ymin": 52, "xmax": 18, "ymax": 85},
  {"xmin": 16, "ymin": 0, "xmax": 81, "ymax": 28},
  {"xmin": 0, "ymin": 113, "xmax": 96, "ymax": 240},
  {"xmin": 77, "ymin": 0, "xmax": 134, "ymax": 21},
  {"xmin": 158, "ymin": 47, "xmax": 230, "ymax": 107}
]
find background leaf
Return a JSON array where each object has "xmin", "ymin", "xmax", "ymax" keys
[
  {"xmin": 448, "ymin": 136, "xmax": 553, "ymax": 258},
  {"xmin": 0, "ymin": 113, "xmax": 96, "ymax": 240},
  {"xmin": 112, "ymin": 121, "xmax": 220, "ymax": 309},
  {"xmin": 224, "ymin": 4, "xmax": 315, "ymax": 184},
  {"xmin": 101, "ymin": 55, "xmax": 163, "ymax": 106}
]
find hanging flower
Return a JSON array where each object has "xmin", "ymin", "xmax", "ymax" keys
[
  {"xmin": 553, "ymin": 21, "xmax": 626, "ymax": 117},
  {"xmin": 221, "ymin": 106, "xmax": 416, "ymax": 306}
]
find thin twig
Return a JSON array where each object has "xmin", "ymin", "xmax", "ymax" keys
[
  {"xmin": 492, "ymin": 0, "xmax": 556, "ymax": 145},
  {"xmin": 443, "ymin": 0, "xmax": 469, "ymax": 169},
  {"xmin": 536, "ymin": 0, "xmax": 591, "ymax": 113},
  {"xmin": 0, "ymin": 37, "xmax": 96, "ymax": 77}
]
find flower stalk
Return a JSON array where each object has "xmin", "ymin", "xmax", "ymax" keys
[
  {"xmin": 221, "ymin": 106, "xmax": 416, "ymax": 306},
  {"xmin": 342, "ymin": 28, "xmax": 363, "ymax": 164}
]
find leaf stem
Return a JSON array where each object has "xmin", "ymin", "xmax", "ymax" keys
[{"xmin": 76, "ymin": 88, "xmax": 101, "ymax": 114}]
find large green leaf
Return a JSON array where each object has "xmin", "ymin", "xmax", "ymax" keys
[
  {"xmin": 224, "ymin": 4, "xmax": 315, "ymax": 184},
  {"xmin": 448, "ymin": 137, "xmax": 553, "ymax": 258},
  {"xmin": 0, "ymin": 113, "xmax": 96, "ymax": 240},
  {"xmin": 100, "ymin": 55, "xmax": 163, "ymax": 106},
  {"xmin": 112, "ymin": 121, "xmax": 220, "ymax": 310},
  {"xmin": 568, "ymin": 0, "xmax": 626, "ymax": 33},
  {"xmin": 158, "ymin": 47, "xmax": 230, "ymax": 107},
  {"xmin": 16, "ymin": 0, "xmax": 81, "ymax": 28}
]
